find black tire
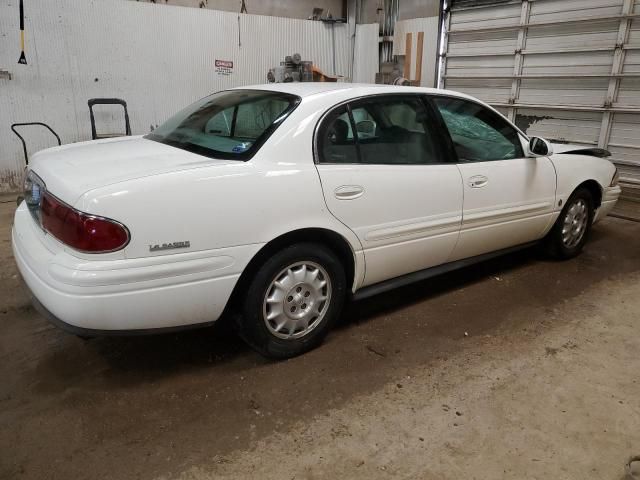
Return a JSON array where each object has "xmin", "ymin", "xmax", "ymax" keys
[
  {"xmin": 235, "ymin": 243, "xmax": 346, "ymax": 359},
  {"xmin": 543, "ymin": 187, "xmax": 594, "ymax": 260}
]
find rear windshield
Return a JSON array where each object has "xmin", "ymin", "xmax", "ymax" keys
[{"xmin": 145, "ymin": 90, "xmax": 300, "ymax": 160}]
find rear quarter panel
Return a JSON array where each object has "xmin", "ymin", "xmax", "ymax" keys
[
  {"xmin": 74, "ymin": 160, "xmax": 358, "ymax": 258},
  {"xmin": 71, "ymin": 99, "xmax": 365, "ymax": 288}
]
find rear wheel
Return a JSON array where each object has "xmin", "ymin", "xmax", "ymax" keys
[
  {"xmin": 544, "ymin": 187, "xmax": 594, "ymax": 259},
  {"xmin": 235, "ymin": 243, "xmax": 346, "ymax": 359}
]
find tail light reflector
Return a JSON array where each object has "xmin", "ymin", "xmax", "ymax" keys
[{"xmin": 40, "ymin": 192, "xmax": 129, "ymax": 253}]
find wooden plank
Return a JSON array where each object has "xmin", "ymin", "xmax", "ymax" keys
[
  {"xmin": 415, "ymin": 31, "xmax": 424, "ymax": 84},
  {"xmin": 403, "ymin": 32, "xmax": 412, "ymax": 79}
]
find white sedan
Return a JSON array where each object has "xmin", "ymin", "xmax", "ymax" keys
[{"xmin": 12, "ymin": 84, "xmax": 621, "ymax": 358}]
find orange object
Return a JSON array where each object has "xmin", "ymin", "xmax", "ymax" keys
[
  {"xmin": 403, "ymin": 33, "xmax": 412, "ymax": 79},
  {"xmin": 312, "ymin": 64, "xmax": 338, "ymax": 82}
]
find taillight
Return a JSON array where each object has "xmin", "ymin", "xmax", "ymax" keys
[{"xmin": 40, "ymin": 192, "xmax": 129, "ymax": 253}]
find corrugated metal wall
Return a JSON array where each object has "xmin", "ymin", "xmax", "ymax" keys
[
  {"xmin": 0, "ymin": 0, "xmax": 353, "ymax": 192},
  {"xmin": 128, "ymin": 0, "xmax": 345, "ymax": 20},
  {"xmin": 443, "ymin": 0, "xmax": 640, "ymax": 200}
]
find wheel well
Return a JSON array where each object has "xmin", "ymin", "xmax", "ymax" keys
[
  {"xmin": 576, "ymin": 180, "xmax": 602, "ymax": 208},
  {"xmin": 227, "ymin": 228, "xmax": 356, "ymax": 312}
]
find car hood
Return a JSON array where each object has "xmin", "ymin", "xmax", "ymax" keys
[{"xmin": 29, "ymin": 136, "xmax": 238, "ymax": 205}]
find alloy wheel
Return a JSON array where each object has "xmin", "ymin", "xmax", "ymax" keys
[
  {"xmin": 262, "ymin": 261, "xmax": 332, "ymax": 339},
  {"xmin": 562, "ymin": 198, "xmax": 588, "ymax": 248}
]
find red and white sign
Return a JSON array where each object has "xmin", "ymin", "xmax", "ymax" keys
[{"xmin": 215, "ymin": 59, "xmax": 234, "ymax": 76}]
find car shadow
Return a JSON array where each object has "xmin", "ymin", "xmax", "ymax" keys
[
  {"xmin": 341, "ymin": 246, "xmax": 539, "ymax": 330},
  {"xmin": 84, "ymin": 247, "xmax": 538, "ymax": 374}
]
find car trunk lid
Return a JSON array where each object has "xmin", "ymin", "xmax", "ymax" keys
[{"xmin": 28, "ymin": 135, "xmax": 238, "ymax": 205}]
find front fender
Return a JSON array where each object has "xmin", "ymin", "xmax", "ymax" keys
[{"xmin": 550, "ymin": 153, "xmax": 616, "ymax": 211}]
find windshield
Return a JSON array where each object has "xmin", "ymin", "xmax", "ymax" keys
[{"xmin": 145, "ymin": 90, "xmax": 300, "ymax": 160}]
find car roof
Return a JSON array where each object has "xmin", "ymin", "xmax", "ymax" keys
[{"xmin": 235, "ymin": 82, "xmax": 472, "ymax": 101}]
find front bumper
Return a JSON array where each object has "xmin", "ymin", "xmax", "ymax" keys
[
  {"xmin": 594, "ymin": 185, "xmax": 622, "ymax": 223},
  {"xmin": 12, "ymin": 203, "xmax": 260, "ymax": 333}
]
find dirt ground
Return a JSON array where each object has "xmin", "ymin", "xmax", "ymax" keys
[{"xmin": 1, "ymin": 199, "xmax": 639, "ymax": 480}]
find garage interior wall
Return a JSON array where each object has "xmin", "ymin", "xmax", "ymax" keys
[
  {"xmin": 129, "ymin": 0, "xmax": 346, "ymax": 20},
  {"xmin": 0, "ymin": 0, "xmax": 356, "ymax": 192},
  {"xmin": 443, "ymin": 0, "xmax": 640, "ymax": 200}
]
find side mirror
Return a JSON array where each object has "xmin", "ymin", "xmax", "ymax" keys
[{"xmin": 527, "ymin": 136, "xmax": 554, "ymax": 157}]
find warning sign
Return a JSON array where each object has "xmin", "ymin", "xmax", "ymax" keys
[{"xmin": 215, "ymin": 59, "xmax": 233, "ymax": 76}]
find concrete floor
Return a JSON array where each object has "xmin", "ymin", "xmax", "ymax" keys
[
  {"xmin": 613, "ymin": 198, "xmax": 640, "ymax": 222},
  {"xmin": 1, "ymin": 200, "xmax": 639, "ymax": 480}
]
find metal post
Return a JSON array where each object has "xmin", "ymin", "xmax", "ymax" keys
[
  {"xmin": 508, "ymin": 0, "xmax": 531, "ymax": 122},
  {"xmin": 332, "ymin": 21, "xmax": 336, "ymax": 75},
  {"xmin": 439, "ymin": 0, "xmax": 451, "ymax": 89},
  {"xmin": 598, "ymin": 0, "xmax": 634, "ymax": 148}
]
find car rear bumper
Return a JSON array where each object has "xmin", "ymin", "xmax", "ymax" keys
[
  {"xmin": 27, "ymin": 290, "xmax": 216, "ymax": 336},
  {"xmin": 12, "ymin": 203, "xmax": 260, "ymax": 333}
]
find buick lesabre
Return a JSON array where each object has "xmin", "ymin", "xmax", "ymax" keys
[{"xmin": 12, "ymin": 84, "xmax": 621, "ymax": 358}]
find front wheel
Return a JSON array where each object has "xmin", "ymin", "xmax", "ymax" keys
[
  {"xmin": 235, "ymin": 243, "xmax": 346, "ymax": 359},
  {"xmin": 544, "ymin": 187, "xmax": 594, "ymax": 259}
]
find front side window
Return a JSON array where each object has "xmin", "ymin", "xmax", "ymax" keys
[
  {"xmin": 317, "ymin": 95, "xmax": 443, "ymax": 165},
  {"xmin": 433, "ymin": 96, "xmax": 524, "ymax": 162},
  {"xmin": 146, "ymin": 90, "xmax": 299, "ymax": 160}
]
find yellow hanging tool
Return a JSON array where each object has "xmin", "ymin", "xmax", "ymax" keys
[{"xmin": 18, "ymin": 0, "xmax": 27, "ymax": 64}]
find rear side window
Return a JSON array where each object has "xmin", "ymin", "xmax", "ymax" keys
[
  {"xmin": 432, "ymin": 96, "xmax": 524, "ymax": 162},
  {"xmin": 317, "ymin": 95, "xmax": 444, "ymax": 165},
  {"xmin": 317, "ymin": 106, "xmax": 359, "ymax": 164},
  {"xmin": 146, "ymin": 90, "xmax": 299, "ymax": 160}
]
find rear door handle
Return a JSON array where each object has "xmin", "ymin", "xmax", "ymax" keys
[
  {"xmin": 468, "ymin": 175, "xmax": 489, "ymax": 188},
  {"xmin": 334, "ymin": 185, "xmax": 364, "ymax": 200}
]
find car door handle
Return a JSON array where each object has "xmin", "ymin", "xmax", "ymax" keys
[
  {"xmin": 334, "ymin": 185, "xmax": 364, "ymax": 200},
  {"xmin": 468, "ymin": 175, "xmax": 489, "ymax": 188}
]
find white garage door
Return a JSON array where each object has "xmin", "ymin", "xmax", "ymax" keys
[{"xmin": 442, "ymin": 0, "xmax": 640, "ymax": 201}]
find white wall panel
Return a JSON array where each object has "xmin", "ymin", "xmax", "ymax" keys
[
  {"xmin": 0, "ymin": 0, "xmax": 352, "ymax": 192},
  {"xmin": 522, "ymin": 51, "xmax": 614, "ymax": 76},
  {"xmin": 444, "ymin": 78, "xmax": 513, "ymax": 104},
  {"xmin": 352, "ymin": 23, "xmax": 379, "ymax": 84},
  {"xmin": 622, "ymin": 49, "xmax": 640, "ymax": 73},
  {"xmin": 518, "ymin": 78, "xmax": 610, "ymax": 106},
  {"xmin": 446, "ymin": 55, "xmax": 513, "ymax": 77},
  {"xmin": 515, "ymin": 109, "xmax": 603, "ymax": 145},
  {"xmin": 449, "ymin": 2, "xmax": 521, "ymax": 31},
  {"xmin": 525, "ymin": 21, "xmax": 620, "ymax": 51},
  {"xmin": 615, "ymin": 78, "xmax": 640, "ymax": 107},
  {"xmin": 447, "ymin": 30, "xmax": 518, "ymax": 56},
  {"xmin": 628, "ymin": 19, "xmax": 640, "ymax": 46},
  {"xmin": 609, "ymin": 113, "xmax": 640, "ymax": 186},
  {"xmin": 528, "ymin": 0, "xmax": 624, "ymax": 23}
]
